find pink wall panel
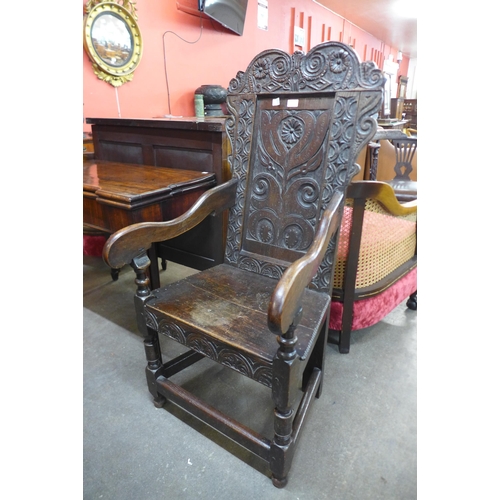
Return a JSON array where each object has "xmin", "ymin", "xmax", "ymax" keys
[{"xmin": 83, "ymin": 0, "xmax": 410, "ymax": 131}]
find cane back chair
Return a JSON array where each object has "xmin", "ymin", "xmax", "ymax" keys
[
  {"xmin": 103, "ymin": 41, "xmax": 384, "ymax": 487},
  {"xmin": 329, "ymin": 181, "xmax": 417, "ymax": 353}
]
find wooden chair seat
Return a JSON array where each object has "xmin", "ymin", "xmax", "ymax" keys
[
  {"xmin": 367, "ymin": 132, "xmax": 417, "ymax": 202},
  {"xmin": 146, "ymin": 263, "xmax": 330, "ymax": 385},
  {"xmin": 385, "ymin": 178, "xmax": 417, "ymax": 202}
]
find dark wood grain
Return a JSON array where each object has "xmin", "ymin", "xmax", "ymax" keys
[
  {"xmin": 87, "ymin": 117, "xmax": 230, "ymax": 184},
  {"xmin": 102, "ymin": 42, "xmax": 385, "ymax": 488},
  {"xmin": 268, "ymin": 191, "xmax": 343, "ymax": 335},
  {"xmin": 86, "ymin": 116, "xmax": 231, "ymax": 271},
  {"xmin": 147, "ymin": 263, "xmax": 329, "ymax": 366},
  {"xmin": 103, "ymin": 178, "xmax": 237, "ymax": 269},
  {"xmin": 84, "ymin": 160, "xmax": 215, "ymax": 205},
  {"xmin": 83, "ymin": 160, "xmax": 216, "ymax": 234}
]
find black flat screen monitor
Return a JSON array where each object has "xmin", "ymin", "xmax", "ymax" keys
[{"xmin": 199, "ymin": 0, "xmax": 248, "ymax": 36}]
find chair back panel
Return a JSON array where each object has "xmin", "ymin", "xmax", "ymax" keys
[
  {"xmin": 393, "ymin": 137, "xmax": 417, "ymax": 179},
  {"xmin": 224, "ymin": 42, "xmax": 384, "ymax": 292},
  {"xmin": 242, "ymin": 96, "xmax": 333, "ymax": 265}
]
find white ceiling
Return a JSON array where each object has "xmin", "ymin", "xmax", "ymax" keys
[{"xmin": 313, "ymin": 0, "xmax": 417, "ymax": 59}]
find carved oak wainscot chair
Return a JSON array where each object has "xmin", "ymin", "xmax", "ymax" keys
[{"xmin": 103, "ymin": 41, "xmax": 384, "ymax": 488}]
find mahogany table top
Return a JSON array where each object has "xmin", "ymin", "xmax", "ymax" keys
[{"xmin": 83, "ymin": 159, "xmax": 216, "ymax": 209}]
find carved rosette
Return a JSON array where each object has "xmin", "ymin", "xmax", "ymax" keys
[
  {"xmin": 156, "ymin": 319, "xmax": 273, "ymax": 387},
  {"xmin": 228, "ymin": 43, "xmax": 384, "ymax": 94},
  {"xmin": 224, "ymin": 41, "xmax": 384, "ymax": 291},
  {"xmin": 248, "ymin": 110, "xmax": 327, "ymax": 243}
]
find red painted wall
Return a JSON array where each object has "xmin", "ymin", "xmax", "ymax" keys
[{"xmin": 83, "ymin": 0, "xmax": 409, "ymax": 131}]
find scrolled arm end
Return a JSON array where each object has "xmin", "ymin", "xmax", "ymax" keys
[{"xmin": 103, "ymin": 178, "xmax": 238, "ymax": 270}]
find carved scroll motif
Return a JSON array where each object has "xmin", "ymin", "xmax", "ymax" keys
[
  {"xmin": 156, "ymin": 319, "xmax": 273, "ymax": 387},
  {"xmin": 245, "ymin": 109, "xmax": 330, "ymax": 252},
  {"xmin": 226, "ymin": 95, "xmax": 367, "ymax": 291},
  {"xmin": 228, "ymin": 43, "xmax": 384, "ymax": 95},
  {"xmin": 224, "ymin": 42, "xmax": 384, "ymax": 291}
]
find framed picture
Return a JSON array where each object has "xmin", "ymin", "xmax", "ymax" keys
[{"xmin": 83, "ymin": 0, "xmax": 143, "ymax": 87}]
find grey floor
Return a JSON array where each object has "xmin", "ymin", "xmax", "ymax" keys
[{"xmin": 83, "ymin": 255, "xmax": 417, "ymax": 500}]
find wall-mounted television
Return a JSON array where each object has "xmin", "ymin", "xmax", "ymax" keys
[{"xmin": 176, "ymin": 0, "xmax": 248, "ymax": 36}]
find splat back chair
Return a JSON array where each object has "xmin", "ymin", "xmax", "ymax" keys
[
  {"xmin": 368, "ymin": 132, "xmax": 417, "ymax": 202},
  {"xmin": 329, "ymin": 181, "xmax": 417, "ymax": 353},
  {"xmin": 103, "ymin": 41, "xmax": 384, "ymax": 488},
  {"xmin": 385, "ymin": 136, "xmax": 417, "ymax": 201}
]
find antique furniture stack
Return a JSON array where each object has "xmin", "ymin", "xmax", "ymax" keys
[{"xmin": 103, "ymin": 41, "xmax": 385, "ymax": 486}]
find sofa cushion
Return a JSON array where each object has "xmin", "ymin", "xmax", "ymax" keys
[{"xmin": 329, "ymin": 267, "xmax": 417, "ymax": 331}]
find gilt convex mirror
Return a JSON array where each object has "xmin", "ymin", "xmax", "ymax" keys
[{"xmin": 83, "ymin": 0, "xmax": 143, "ymax": 87}]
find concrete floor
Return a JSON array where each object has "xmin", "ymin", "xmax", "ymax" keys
[{"xmin": 83, "ymin": 255, "xmax": 417, "ymax": 500}]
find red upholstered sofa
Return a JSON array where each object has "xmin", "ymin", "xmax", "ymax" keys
[
  {"xmin": 83, "ymin": 232, "xmax": 107, "ymax": 257},
  {"xmin": 83, "ymin": 229, "xmax": 119, "ymax": 280},
  {"xmin": 329, "ymin": 181, "xmax": 417, "ymax": 353}
]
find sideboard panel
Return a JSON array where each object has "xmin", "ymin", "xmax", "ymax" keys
[
  {"xmin": 98, "ymin": 140, "xmax": 145, "ymax": 164},
  {"xmin": 153, "ymin": 147, "xmax": 214, "ymax": 173},
  {"xmin": 87, "ymin": 117, "xmax": 230, "ymax": 271}
]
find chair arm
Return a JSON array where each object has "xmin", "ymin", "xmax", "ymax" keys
[
  {"xmin": 347, "ymin": 181, "xmax": 417, "ymax": 215},
  {"xmin": 103, "ymin": 178, "xmax": 238, "ymax": 269},
  {"xmin": 267, "ymin": 191, "xmax": 344, "ymax": 335}
]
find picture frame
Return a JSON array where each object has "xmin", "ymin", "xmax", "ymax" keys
[{"xmin": 83, "ymin": 0, "xmax": 143, "ymax": 87}]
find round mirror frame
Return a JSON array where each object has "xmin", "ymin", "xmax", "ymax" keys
[{"xmin": 83, "ymin": 0, "xmax": 143, "ymax": 87}]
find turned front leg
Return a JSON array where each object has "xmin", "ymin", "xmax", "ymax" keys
[
  {"xmin": 270, "ymin": 310, "xmax": 301, "ymax": 488},
  {"xmin": 131, "ymin": 253, "xmax": 166, "ymax": 408}
]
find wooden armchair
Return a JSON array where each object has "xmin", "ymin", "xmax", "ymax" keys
[
  {"xmin": 329, "ymin": 181, "xmax": 417, "ymax": 353},
  {"xmin": 103, "ymin": 42, "xmax": 384, "ymax": 487},
  {"xmin": 367, "ymin": 130, "xmax": 417, "ymax": 202}
]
